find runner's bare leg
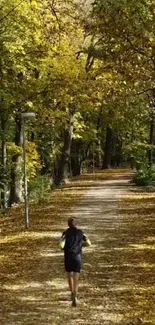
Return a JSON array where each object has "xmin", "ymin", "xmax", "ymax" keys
[
  {"xmin": 73, "ymin": 272, "xmax": 79, "ymax": 296},
  {"xmin": 67, "ymin": 272, "xmax": 73, "ymax": 293}
]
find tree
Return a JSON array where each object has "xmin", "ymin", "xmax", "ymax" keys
[
  {"xmin": 0, "ymin": 0, "xmax": 62, "ymax": 204},
  {"xmin": 80, "ymin": 0, "xmax": 155, "ymax": 167}
]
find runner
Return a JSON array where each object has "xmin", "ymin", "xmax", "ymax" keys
[{"xmin": 59, "ymin": 217, "xmax": 91, "ymax": 307}]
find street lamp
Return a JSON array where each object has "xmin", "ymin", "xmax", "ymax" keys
[{"xmin": 21, "ymin": 112, "xmax": 36, "ymax": 229}]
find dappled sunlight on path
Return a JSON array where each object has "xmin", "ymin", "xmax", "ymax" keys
[{"xmin": 1, "ymin": 170, "xmax": 155, "ymax": 324}]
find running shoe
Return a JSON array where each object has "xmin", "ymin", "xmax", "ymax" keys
[{"xmin": 72, "ymin": 295, "xmax": 77, "ymax": 307}]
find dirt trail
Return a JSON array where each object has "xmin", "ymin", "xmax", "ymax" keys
[{"xmin": 1, "ymin": 174, "xmax": 154, "ymax": 325}]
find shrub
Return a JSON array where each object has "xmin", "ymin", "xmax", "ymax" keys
[
  {"xmin": 29, "ymin": 175, "xmax": 52, "ymax": 203},
  {"xmin": 133, "ymin": 164, "xmax": 155, "ymax": 186}
]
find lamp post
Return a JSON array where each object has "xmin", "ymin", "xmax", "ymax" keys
[{"xmin": 21, "ymin": 112, "xmax": 35, "ymax": 229}]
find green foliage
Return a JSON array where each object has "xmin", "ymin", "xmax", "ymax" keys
[
  {"xmin": 26, "ymin": 142, "xmax": 42, "ymax": 181},
  {"xmin": 1, "ymin": 0, "xmax": 155, "ymax": 203},
  {"xmin": 7, "ymin": 142, "xmax": 22, "ymax": 157},
  {"xmin": 133, "ymin": 164, "xmax": 155, "ymax": 186},
  {"xmin": 0, "ymin": 163, "xmax": 10, "ymax": 190},
  {"xmin": 29, "ymin": 175, "xmax": 52, "ymax": 203},
  {"xmin": 123, "ymin": 142, "xmax": 149, "ymax": 166}
]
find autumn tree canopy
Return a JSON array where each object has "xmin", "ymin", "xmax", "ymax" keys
[{"xmin": 0, "ymin": 0, "xmax": 155, "ymax": 207}]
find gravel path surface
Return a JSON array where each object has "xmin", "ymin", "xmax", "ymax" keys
[
  {"xmin": 69, "ymin": 178, "xmax": 131, "ymax": 325},
  {"xmin": 2, "ymin": 175, "xmax": 151, "ymax": 325}
]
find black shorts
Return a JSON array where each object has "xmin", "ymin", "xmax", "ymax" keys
[{"xmin": 65, "ymin": 254, "xmax": 82, "ymax": 273}]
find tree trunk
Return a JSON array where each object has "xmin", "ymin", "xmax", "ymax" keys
[
  {"xmin": 9, "ymin": 114, "xmax": 23, "ymax": 206},
  {"xmin": 1, "ymin": 118, "xmax": 7, "ymax": 208},
  {"xmin": 148, "ymin": 119, "xmax": 154, "ymax": 167},
  {"xmin": 102, "ymin": 126, "xmax": 113, "ymax": 169},
  {"xmin": 55, "ymin": 112, "xmax": 75, "ymax": 185},
  {"xmin": 96, "ymin": 138, "xmax": 102, "ymax": 168},
  {"xmin": 71, "ymin": 139, "xmax": 83, "ymax": 176},
  {"xmin": 71, "ymin": 154, "xmax": 82, "ymax": 176},
  {"xmin": 111, "ymin": 133, "xmax": 122, "ymax": 168},
  {"xmin": 71, "ymin": 161, "xmax": 82, "ymax": 176}
]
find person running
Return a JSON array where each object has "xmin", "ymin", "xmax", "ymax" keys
[{"xmin": 59, "ymin": 217, "xmax": 91, "ymax": 307}]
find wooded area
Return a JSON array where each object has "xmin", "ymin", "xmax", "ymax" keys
[{"xmin": 1, "ymin": 0, "xmax": 155, "ymax": 209}]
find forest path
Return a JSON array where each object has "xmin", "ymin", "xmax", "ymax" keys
[{"xmin": 1, "ymin": 171, "xmax": 154, "ymax": 325}]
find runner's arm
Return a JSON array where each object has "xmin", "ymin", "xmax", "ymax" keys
[
  {"xmin": 82, "ymin": 233, "xmax": 91, "ymax": 247},
  {"xmin": 59, "ymin": 232, "xmax": 66, "ymax": 250}
]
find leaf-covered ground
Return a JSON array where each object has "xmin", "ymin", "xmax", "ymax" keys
[{"xmin": 1, "ymin": 170, "xmax": 155, "ymax": 324}]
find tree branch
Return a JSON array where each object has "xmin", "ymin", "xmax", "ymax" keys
[
  {"xmin": 9, "ymin": 85, "xmax": 49, "ymax": 112},
  {"xmin": 137, "ymin": 88, "xmax": 155, "ymax": 96},
  {"xmin": 0, "ymin": 0, "xmax": 23, "ymax": 24}
]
